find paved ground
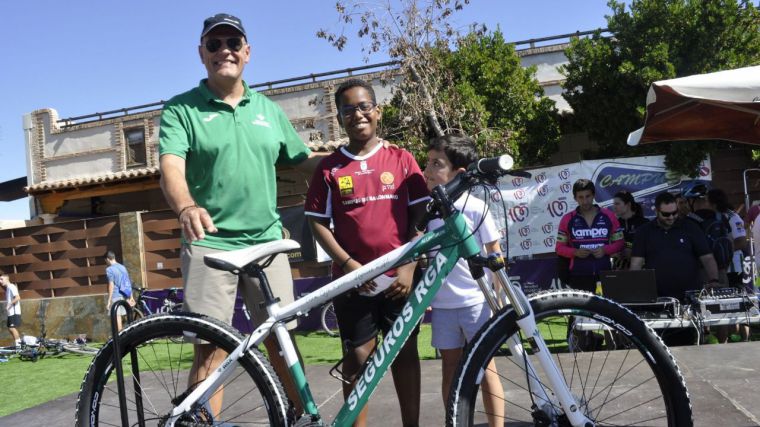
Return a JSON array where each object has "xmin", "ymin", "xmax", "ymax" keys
[{"xmin": 3, "ymin": 341, "xmax": 760, "ymax": 426}]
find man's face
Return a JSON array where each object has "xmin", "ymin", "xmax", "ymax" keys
[
  {"xmin": 424, "ymin": 149, "xmax": 459, "ymax": 191},
  {"xmin": 676, "ymin": 197, "xmax": 689, "ymax": 217},
  {"xmin": 199, "ymin": 27, "xmax": 250, "ymax": 82},
  {"xmin": 574, "ymin": 189, "xmax": 595, "ymax": 211},
  {"xmin": 0, "ymin": 276, "xmax": 7, "ymax": 288},
  {"xmin": 337, "ymin": 86, "xmax": 380, "ymax": 143},
  {"xmin": 656, "ymin": 202, "xmax": 679, "ymax": 229}
]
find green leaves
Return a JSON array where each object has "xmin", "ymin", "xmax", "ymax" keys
[{"xmin": 562, "ymin": 0, "xmax": 760, "ymax": 176}]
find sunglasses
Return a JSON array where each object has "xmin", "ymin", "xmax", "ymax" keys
[
  {"xmin": 204, "ymin": 37, "xmax": 244, "ymax": 53},
  {"xmin": 658, "ymin": 210, "xmax": 678, "ymax": 218},
  {"xmin": 339, "ymin": 101, "xmax": 376, "ymax": 117}
]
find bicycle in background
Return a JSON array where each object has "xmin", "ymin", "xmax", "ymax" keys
[
  {"xmin": 75, "ymin": 155, "xmax": 693, "ymax": 426},
  {"xmin": 131, "ymin": 287, "xmax": 183, "ymax": 320}
]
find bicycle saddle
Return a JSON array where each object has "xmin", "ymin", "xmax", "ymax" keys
[{"xmin": 203, "ymin": 239, "xmax": 300, "ymax": 272}]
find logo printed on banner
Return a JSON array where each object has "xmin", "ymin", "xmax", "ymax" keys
[
  {"xmin": 511, "ymin": 177, "xmax": 525, "ymax": 187},
  {"xmin": 537, "ymin": 185, "xmax": 549, "ymax": 197},
  {"xmin": 544, "ymin": 236, "xmax": 556, "ymax": 247},
  {"xmin": 560, "ymin": 183, "xmax": 571, "ymax": 194},
  {"xmin": 534, "ymin": 172, "xmax": 547, "ymax": 184},
  {"xmin": 547, "ymin": 200, "xmax": 569, "ymax": 218},
  {"xmin": 542, "ymin": 223, "xmax": 554, "ymax": 234},
  {"xmin": 509, "ymin": 205, "xmax": 530, "ymax": 223},
  {"xmin": 520, "ymin": 240, "xmax": 532, "ymax": 251},
  {"xmin": 514, "ymin": 189, "xmax": 526, "ymax": 200},
  {"xmin": 518, "ymin": 226, "xmax": 531, "ymax": 237},
  {"xmin": 490, "ymin": 191, "xmax": 502, "ymax": 203},
  {"xmin": 558, "ymin": 168, "xmax": 570, "ymax": 180}
]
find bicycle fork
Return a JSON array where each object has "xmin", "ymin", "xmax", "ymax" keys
[{"xmin": 473, "ymin": 263, "xmax": 594, "ymax": 427}]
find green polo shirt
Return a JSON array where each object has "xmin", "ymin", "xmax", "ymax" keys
[{"xmin": 159, "ymin": 80, "xmax": 310, "ymax": 250}]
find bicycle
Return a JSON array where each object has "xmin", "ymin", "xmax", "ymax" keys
[
  {"xmin": 75, "ymin": 155, "xmax": 693, "ymax": 426},
  {"xmin": 320, "ymin": 301, "xmax": 339, "ymax": 337},
  {"xmin": 131, "ymin": 287, "xmax": 184, "ymax": 320}
]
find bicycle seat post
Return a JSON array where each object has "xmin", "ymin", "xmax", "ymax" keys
[{"xmin": 241, "ymin": 260, "xmax": 280, "ymax": 313}]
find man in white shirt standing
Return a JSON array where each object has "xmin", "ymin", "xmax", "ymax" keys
[{"xmin": 1, "ymin": 275, "xmax": 21, "ymax": 348}]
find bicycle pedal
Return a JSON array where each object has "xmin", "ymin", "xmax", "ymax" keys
[{"xmin": 293, "ymin": 414, "xmax": 323, "ymax": 427}]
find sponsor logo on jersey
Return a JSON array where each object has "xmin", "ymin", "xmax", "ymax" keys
[
  {"xmin": 338, "ymin": 176, "xmax": 354, "ymax": 196},
  {"xmin": 380, "ymin": 172, "xmax": 394, "ymax": 185},
  {"xmin": 572, "ymin": 228, "xmax": 609, "ymax": 239}
]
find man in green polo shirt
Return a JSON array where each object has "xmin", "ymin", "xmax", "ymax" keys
[{"xmin": 159, "ymin": 13, "xmax": 325, "ymax": 418}]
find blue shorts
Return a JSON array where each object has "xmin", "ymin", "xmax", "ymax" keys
[{"xmin": 431, "ymin": 302, "xmax": 490, "ymax": 350}]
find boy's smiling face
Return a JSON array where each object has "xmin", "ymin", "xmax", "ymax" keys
[
  {"xmin": 424, "ymin": 149, "xmax": 461, "ymax": 191},
  {"xmin": 338, "ymin": 86, "xmax": 380, "ymax": 143}
]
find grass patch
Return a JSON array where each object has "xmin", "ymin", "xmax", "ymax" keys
[{"xmin": 0, "ymin": 324, "xmax": 438, "ymax": 417}]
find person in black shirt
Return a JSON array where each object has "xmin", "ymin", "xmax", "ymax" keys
[
  {"xmin": 612, "ymin": 190, "xmax": 648, "ymax": 270},
  {"xmin": 630, "ymin": 192, "xmax": 720, "ymax": 299}
]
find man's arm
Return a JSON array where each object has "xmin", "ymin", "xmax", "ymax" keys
[
  {"xmin": 159, "ymin": 154, "xmax": 217, "ymax": 241},
  {"xmin": 294, "ymin": 152, "xmax": 330, "ymax": 176},
  {"xmin": 699, "ymin": 254, "xmax": 720, "ymax": 286},
  {"xmin": 629, "ymin": 256, "xmax": 644, "ymax": 270}
]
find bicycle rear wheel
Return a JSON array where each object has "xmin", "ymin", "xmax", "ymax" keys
[
  {"xmin": 447, "ymin": 290, "xmax": 693, "ymax": 426},
  {"xmin": 75, "ymin": 312, "xmax": 289, "ymax": 426},
  {"xmin": 320, "ymin": 302, "xmax": 339, "ymax": 337}
]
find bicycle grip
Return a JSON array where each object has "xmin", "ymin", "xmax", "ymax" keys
[{"xmin": 469, "ymin": 155, "xmax": 514, "ymax": 174}]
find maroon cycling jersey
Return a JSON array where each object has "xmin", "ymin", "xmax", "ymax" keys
[
  {"xmin": 304, "ymin": 144, "xmax": 429, "ymax": 277},
  {"xmin": 555, "ymin": 206, "xmax": 624, "ymax": 276}
]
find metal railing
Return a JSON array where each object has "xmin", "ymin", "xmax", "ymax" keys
[{"xmin": 56, "ymin": 28, "xmax": 607, "ymax": 126}]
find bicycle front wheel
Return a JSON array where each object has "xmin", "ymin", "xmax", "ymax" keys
[
  {"xmin": 75, "ymin": 312, "xmax": 289, "ymax": 426},
  {"xmin": 448, "ymin": 290, "xmax": 692, "ymax": 426}
]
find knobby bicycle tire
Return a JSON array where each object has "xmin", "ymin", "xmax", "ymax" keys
[
  {"xmin": 320, "ymin": 302, "xmax": 339, "ymax": 337},
  {"xmin": 75, "ymin": 312, "xmax": 289, "ymax": 426},
  {"xmin": 447, "ymin": 290, "xmax": 693, "ymax": 427}
]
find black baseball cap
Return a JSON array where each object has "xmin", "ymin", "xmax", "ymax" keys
[{"xmin": 201, "ymin": 13, "xmax": 246, "ymax": 38}]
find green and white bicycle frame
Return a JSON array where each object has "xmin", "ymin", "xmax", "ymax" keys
[{"xmin": 166, "ymin": 205, "xmax": 593, "ymax": 427}]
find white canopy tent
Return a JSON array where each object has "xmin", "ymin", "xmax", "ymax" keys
[
  {"xmin": 627, "ymin": 65, "xmax": 760, "ymax": 147},
  {"xmin": 628, "ymin": 66, "xmax": 760, "ymax": 287}
]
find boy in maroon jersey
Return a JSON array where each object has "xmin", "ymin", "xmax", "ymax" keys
[{"xmin": 305, "ymin": 79, "xmax": 428, "ymax": 426}]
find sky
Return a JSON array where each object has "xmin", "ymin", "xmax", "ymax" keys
[{"xmin": 0, "ymin": 0, "xmax": 618, "ymax": 220}]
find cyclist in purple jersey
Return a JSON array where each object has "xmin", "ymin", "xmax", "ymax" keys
[{"xmin": 556, "ymin": 179, "xmax": 624, "ymax": 292}]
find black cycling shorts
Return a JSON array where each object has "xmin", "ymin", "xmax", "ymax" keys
[
  {"xmin": 6, "ymin": 314, "xmax": 21, "ymax": 328},
  {"xmin": 333, "ymin": 291, "xmax": 420, "ymax": 348}
]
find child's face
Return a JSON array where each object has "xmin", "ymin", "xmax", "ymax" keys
[
  {"xmin": 337, "ymin": 86, "xmax": 380, "ymax": 143},
  {"xmin": 424, "ymin": 149, "xmax": 460, "ymax": 191}
]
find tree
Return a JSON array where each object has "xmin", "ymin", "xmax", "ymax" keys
[
  {"xmin": 318, "ymin": 0, "xmax": 561, "ymax": 167},
  {"xmin": 562, "ymin": 0, "xmax": 760, "ymax": 176}
]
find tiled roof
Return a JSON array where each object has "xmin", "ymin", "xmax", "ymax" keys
[
  {"xmin": 26, "ymin": 167, "xmax": 159, "ymax": 193},
  {"xmin": 24, "ymin": 142, "xmax": 347, "ymax": 194}
]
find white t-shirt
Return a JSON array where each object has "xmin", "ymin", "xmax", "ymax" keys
[
  {"xmin": 752, "ymin": 219, "xmax": 760, "ymax": 273},
  {"xmin": 5, "ymin": 283, "xmax": 20, "ymax": 316},
  {"xmin": 427, "ymin": 196, "xmax": 501, "ymax": 309},
  {"xmin": 724, "ymin": 210, "xmax": 747, "ymax": 273}
]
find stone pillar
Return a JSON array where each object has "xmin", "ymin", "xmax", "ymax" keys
[{"xmin": 119, "ymin": 211, "xmax": 147, "ymax": 288}]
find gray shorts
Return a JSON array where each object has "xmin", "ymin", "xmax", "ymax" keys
[
  {"xmin": 181, "ymin": 243, "xmax": 297, "ymax": 329},
  {"xmin": 431, "ymin": 302, "xmax": 491, "ymax": 350}
]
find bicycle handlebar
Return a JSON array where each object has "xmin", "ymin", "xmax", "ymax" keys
[{"xmin": 417, "ymin": 155, "xmax": 531, "ymax": 230}]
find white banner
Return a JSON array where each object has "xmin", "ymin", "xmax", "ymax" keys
[{"xmin": 488, "ymin": 155, "xmax": 713, "ymax": 258}]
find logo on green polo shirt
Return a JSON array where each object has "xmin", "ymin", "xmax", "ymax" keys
[{"xmin": 252, "ymin": 114, "xmax": 271, "ymax": 128}]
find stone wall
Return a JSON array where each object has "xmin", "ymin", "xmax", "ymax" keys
[{"xmin": 0, "ymin": 294, "xmax": 112, "ymax": 346}]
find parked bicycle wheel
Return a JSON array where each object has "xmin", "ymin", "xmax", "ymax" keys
[
  {"xmin": 75, "ymin": 312, "xmax": 289, "ymax": 426},
  {"xmin": 63, "ymin": 342, "xmax": 99, "ymax": 356},
  {"xmin": 447, "ymin": 290, "xmax": 692, "ymax": 426},
  {"xmin": 320, "ymin": 302, "xmax": 339, "ymax": 337}
]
